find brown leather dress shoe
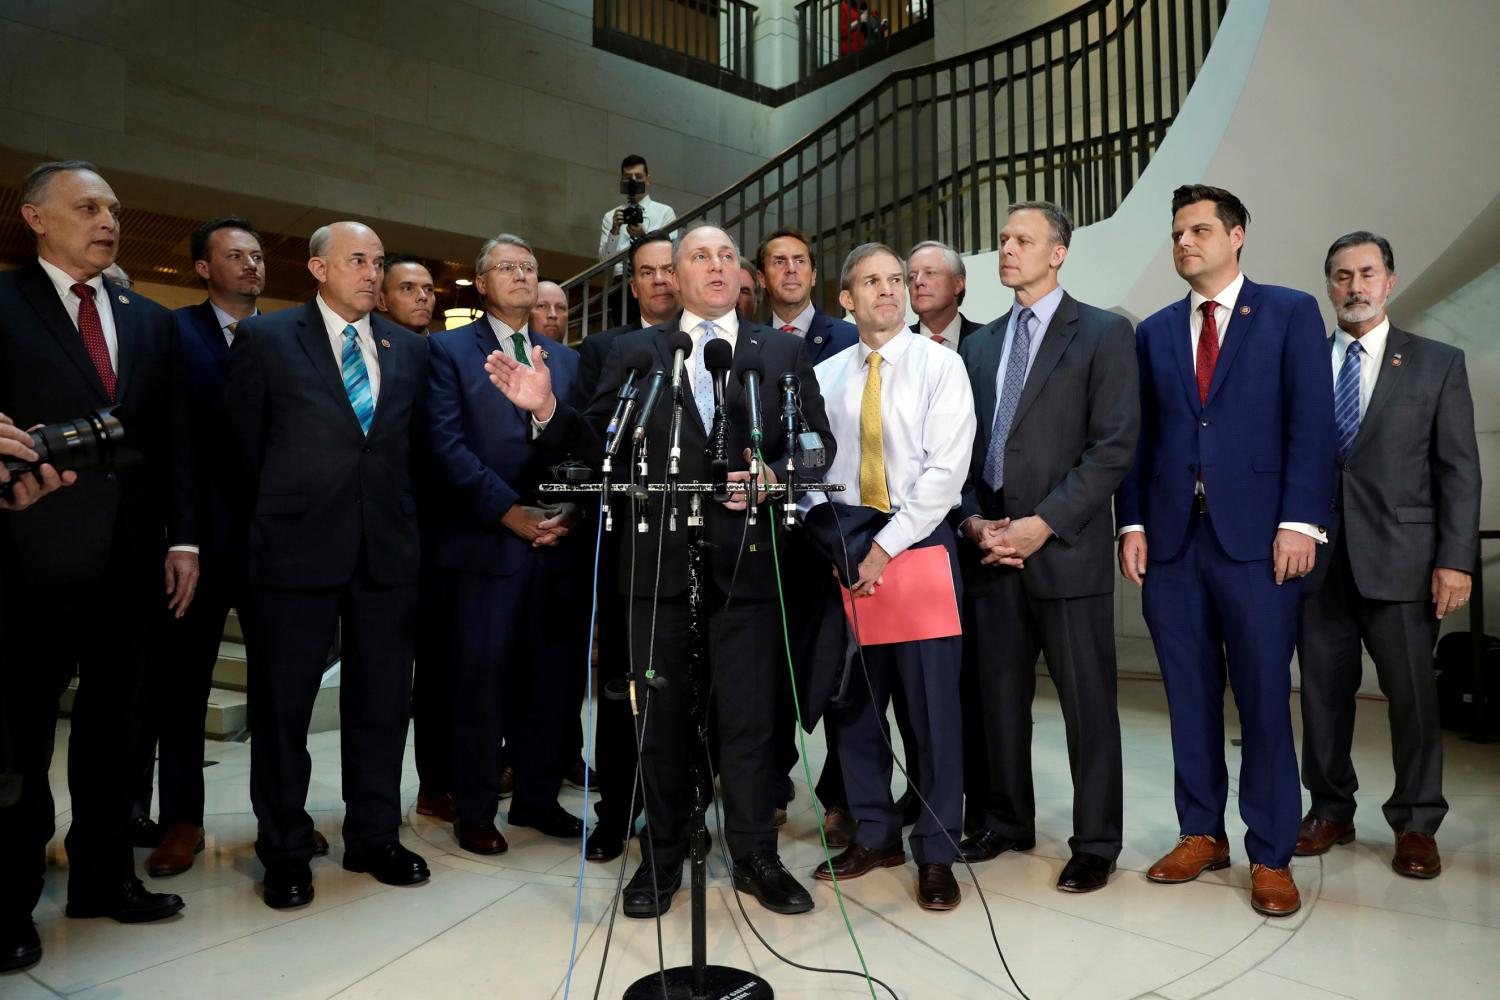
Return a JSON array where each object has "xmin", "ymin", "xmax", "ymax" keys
[
  {"xmin": 1147, "ymin": 835, "xmax": 1231, "ymax": 884},
  {"xmin": 1392, "ymin": 831, "xmax": 1441, "ymax": 879},
  {"xmin": 455, "ymin": 820, "xmax": 509, "ymax": 856},
  {"xmin": 499, "ymin": 766, "xmax": 515, "ymax": 799},
  {"xmin": 813, "ymin": 844, "xmax": 906, "ymax": 882},
  {"xmin": 313, "ymin": 829, "xmax": 330, "ymax": 856},
  {"xmin": 916, "ymin": 863, "xmax": 960, "ymax": 911},
  {"xmin": 146, "ymin": 823, "xmax": 205, "ymax": 878},
  {"xmin": 1249, "ymin": 864, "xmax": 1300, "ymax": 916},
  {"xmin": 1294, "ymin": 814, "xmax": 1355, "ymax": 857},
  {"xmin": 822, "ymin": 806, "xmax": 857, "ymax": 849},
  {"xmin": 416, "ymin": 792, "xmax": 459, "ymax": 824}
]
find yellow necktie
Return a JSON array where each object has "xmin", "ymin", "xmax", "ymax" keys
[{"xmin": 859, "ymin": 350, "xmax": 890, "ymax": 513}]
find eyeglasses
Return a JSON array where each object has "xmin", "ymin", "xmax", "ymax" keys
[{"xmin": 484, "ymin": 261, "xmax": 538, "ymax": 277}]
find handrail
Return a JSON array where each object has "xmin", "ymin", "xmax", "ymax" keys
[{"xmin": 563, "ymin": 0, "xmax": 1229, "ymax": 340}]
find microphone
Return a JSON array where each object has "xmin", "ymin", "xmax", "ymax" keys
[
  {"xmin": 704, "ymin": 339, "xmax": 733, "ymax": 500},
  {"xmin": 664, "ymin": 331, "xmax": 694, "ymax": 490},
  {"xmin": 666, "ymin": 331, "xmax": 693, "ymax": 395},
  {"xmin": 631, "ymin": 368, "xmax": 667, "ymax": 442},
  {"xmin": 779, "ymin": 372, "xmax": 798, "ymax": 443},
  {"xmin": 603, "ymin": 347, "xmax": 653, "ymax": 463},
  {"xmin": 735, "ymin": 346, "xmax": 765, "ymax": 447}
]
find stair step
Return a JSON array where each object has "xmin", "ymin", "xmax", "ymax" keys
[
  {"xmin": 58, "ymin": 679, "xmax": 252, "ymax": 741},
  {"xmin": 213, "ymin": 641, "xmax": 248, "ymax": 691},
  {"xmin": 223, "ymin": 609, "xmax": 244, "ymax": 643}
]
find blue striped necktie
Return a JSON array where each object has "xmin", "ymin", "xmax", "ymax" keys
[
  {"xmin": 341, "ymin": 324, "xmax": 375, "ymax": 435},
  {"xmin": 692, "ymin": 321, "xmax": 718, "ymax": 428},
  {"xmin": 1333, "ymin": 339, "xmax": 1363, "ymax": 457},
  {"xmin": 983, "ymin": 307, "xmax": 1034, "ymax": 490}
]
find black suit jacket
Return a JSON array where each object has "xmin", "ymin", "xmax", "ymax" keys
[
  {"xmin": 958, "ymin": 293, "xmax": 1139, "ymax": 599},
  {"xmin": 1312, "ymin": 325, "xmax": 1480, "ymax": 602},
  {"xmin": 225, "ymin": 299, "xmax": 428, "ymax": 589},
  {"xmin": 909, "ymin": 312, "xmax": 984, "ymax": 345},
  {"xmin": 577, "ymin": 323, "xmax": 636, "ymax": 405},
  {"xmin": 0, "ymin": 260, "xmax": 194, "ymax": 588},
  {"xmin": 539, "ymin": 320, "xmax": 834, "ymax": 600},
  {"xmin": 175, "ymin": 301, "xmax": 253, "ymax": 560}
]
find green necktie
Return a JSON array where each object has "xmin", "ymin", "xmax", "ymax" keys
[{"xmin": 511, "ymin": 332, "xmax": 530, "ymax": 365}]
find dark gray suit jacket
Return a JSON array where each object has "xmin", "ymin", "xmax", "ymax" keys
[
  {"xmin": 957, "ymin": 293, "xmax": 1139, "ymax": 599},
  {"xmin": 1315, "ymin": 324, "xmax": 1480, "ymax": 602}
]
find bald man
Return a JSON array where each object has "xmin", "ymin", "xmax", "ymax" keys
[
  {"xmin": 531, "ymin": 280, "xmax": 569, "ymax": 341},
  {"xmin": 226, "ymin": 221, "xmax": 431, "ymax": 910}
]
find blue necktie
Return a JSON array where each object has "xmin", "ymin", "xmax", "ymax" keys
[
  {"xmin": 692, "ymin": 321, "xmax": 718, "ymax": 429},
  {"xmin": 983, "ymin": 307, "xmax": 1034, "ymax": 490},
  {"xmin": 1333, "ymin": 339, "xmax": 1363, "ymax": 457},
  {"xmin": 341, "ymin": 324, "xmax": 375, "ymax": 435}
]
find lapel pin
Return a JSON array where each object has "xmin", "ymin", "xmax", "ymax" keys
[
  {"xmin": 540, "ymin": 349, "xmax": 550, "ymax": 361},
  {"xmin": 813, "ymin": 335, "xmax": 825, "ymax": 345},
  {"xmin": 1391, "ymin": 353, "xmax": 1403, "ymax": 367},
  {"xmin": 1238, "ymin": 305, "xmax": 1251, "ymax": 316},
  {"xmin": 380, "ymin": 338, "xmax": 390, "ymax": 348},
  {"xmin": 117, "ymin": 294, "xmax": 129, "ymax": 305}
]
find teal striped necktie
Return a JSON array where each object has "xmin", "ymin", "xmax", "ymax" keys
[{"xmin": 341, "ymin": 324, "xmax": 374, "ymax": 434}]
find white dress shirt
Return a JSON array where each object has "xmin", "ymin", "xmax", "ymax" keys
[
  {"xmin": 805, "ymin": 329, "xmax": 976, "ymax": 558},
  {"xmin": 209, "ymin": 301, "xmax": 256, "ymax": 347},
  {"xmin": 598, "ymin": 195, "xmax": 677, "ymax": 268},
  {"xmin": 1119, "ymin": 272, "xmax": 1323, "ymax": 542},
  {"xmin": 770, "ymin": 301, "xmax": 815, "ymax": 338},
  {"xmin": 917, "ymin": 311, "xmax": 963, "ymax": 351},
  {"xmin": 678, "ymin": 307, "xmax": 739, "ymax": 386},
  {"xmin": 38, "ymin": 256, "xmax": 118, "ymax": 369},
  {"xmin": 1330, "ymin": 318, "xmax": 1389, "ymax": 420},
  {"xmin": 315, "ymin": 294, "xmax": 381, "ymax": 403},
  {"xmin": 487, "ymin": 314, "xmax": 535, "ymax": 367}
]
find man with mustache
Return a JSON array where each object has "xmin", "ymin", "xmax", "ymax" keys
[{"xmin": 1293, "ymin": 232, "xmax": 1479, "ymax": 879}]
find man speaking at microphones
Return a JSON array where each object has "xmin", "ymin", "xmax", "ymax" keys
[{"xmin": 486, "ymin": 224, "xmax": 833, "ymax": 919}]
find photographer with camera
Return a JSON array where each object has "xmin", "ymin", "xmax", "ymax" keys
[
  {"xmin": 599, "ymin": 155, "xmax": 677, "ymax": 271},
  {"xmin": 0, "ymin": 160, "xmax": 198, "ymax": 972}
]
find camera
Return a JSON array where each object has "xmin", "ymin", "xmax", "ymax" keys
[
  {"xmin": 0, "ymin": 408, "xmax": 124, "ymax": 500},
  {"xmin": 619, "ymin": 178, "xmax": 647, "ymax": 228}
]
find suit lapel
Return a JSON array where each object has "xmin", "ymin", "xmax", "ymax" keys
[
  {"xmin": 1009, "ymin": 294, "xmax": 1077, "ymax": 434},
  {"xmin": 365, "ymin": 317, "xmax": 402, "ymax": 435},
  {"xmin": 294, "ymin": 299, "xmax": 364, "ymax": 436},
  {"xmin": 1351, "ymin": 326, "xmax": 1412, "ymax": 456},
  {"xmin": 107, "ymin": 280, "xmax": 138, "ymax": 402},
  {"xmin": 17, "ymin": 263, "xmax": 112, "ymax": 404},
  {"xmin": 1204, "ymin": 278, "xmax": 1260, "ymax": 408},
  {"xmin": 973, "ymin": 313, "xmax": 1008, "ymax": 439},
  {"xmin": 1167, "ymin": 296, "xmax": 1200, "ymax": 414}
]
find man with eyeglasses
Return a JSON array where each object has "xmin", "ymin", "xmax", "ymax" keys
[
  {"xmin": 425, "ymin": 234, "xmax": 588, "ymax": 856},
  {"xmin": 488, "ymin": 224, "xmax": 834, "ymax": 920}
]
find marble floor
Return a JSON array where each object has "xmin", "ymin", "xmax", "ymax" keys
[{"xmin": 6, "ymin": 641, "xmax": 1500, "ymax": 1000}]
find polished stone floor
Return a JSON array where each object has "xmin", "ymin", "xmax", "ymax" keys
[{"xmin": 5, "ymin": 639, "xmax": 1500, "ymax": 999}]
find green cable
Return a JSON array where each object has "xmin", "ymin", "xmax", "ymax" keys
[{"xmin": 759, "ymin": 447, "xmax": 880, "ymax": 1000}]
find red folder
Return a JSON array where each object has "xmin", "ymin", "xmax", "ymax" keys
[{"xmin": 840, "ymin": 544, "xmax": 961, "ymax": 646}]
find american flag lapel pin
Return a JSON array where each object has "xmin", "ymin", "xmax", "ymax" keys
[
  {"xmin": 1238, "ymin": 305, "xmax": 1251, "ymax": 316},
  {"xmin": 118, "ymin": 294, "xmax": 129, "ymax": 305},
  {"xmin": 540, "ymin": 349, "xmax": 550, "ymax": 361},
  {"xmin": 1391, "ymin": 353, "xmax": 1403, "ymax": 367},
  {"xmin": 380, "ymin": 338, "xmax": 391, "ymax": 348}
]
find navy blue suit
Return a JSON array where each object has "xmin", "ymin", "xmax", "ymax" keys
[
  {"xmin": 1116, "ymin": 277, "xmax": 1335, "ymax": 867},
  {"xmin": 802, "ymin": 308, "xmax": 858, "ymax": 365},
  {"xmin": 425, "ymin": 318, "xmax": 586, "ymax": 823}
]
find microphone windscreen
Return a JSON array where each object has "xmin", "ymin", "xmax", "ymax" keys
[
  {"xmin": 620, "ymin": 347, "xmax": 654, "ymax": 377},
  {"xmin": 667, "ymin": 331, "xmax": 694, "ymax": 357},
  {"xmin": 734, "ymin": 345, "xmax": 764, "ymax": 385},
  {"xmin": 704, "ymin": 338, "xmax": 733, "ymax": 373}
]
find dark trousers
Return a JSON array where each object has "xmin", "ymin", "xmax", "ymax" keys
[
  {"xmin": 149, "ymin": 552, "xmax": 248, "ymax": 827},
  {"xmin": 592, "ymin": 563, "xmax": 645, "ymax": 839},
  {"xmin": 248, "ymin": 567, "xmax": 417, "ymax": 866},
  {"xmin": 628, "ymin": 594, "xmax": 779, "ymax": 868},
  {"xmin": 1142, "ymin": 511, "xmax": 1303, "ymax": 868},
  {"xmin": 808, "ymin": 685, "xmax": 920, "ymax": 809},
  {"xmin": 0, "ymin": 544, "xmax": 158, "ymax": 917},
  {"xmin": 411, "ymin": 557, "xmax": 454, "ymax": 798},
  {"xmin": 1297, "ymin": 535, "xmax": 1446, "ymax": 834},
  {"xmin": 971, "ymin": 572, "xmax": 1122, "ymax": 859}
]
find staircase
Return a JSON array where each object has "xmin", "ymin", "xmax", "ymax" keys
[{"xmin": 562, "ymin": 0, "xmax": 1229, "ymax": 336}]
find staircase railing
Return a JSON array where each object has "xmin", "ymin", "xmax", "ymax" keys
[{"xmin": 563, "ymin": 0, "xmax": 1229, "ymax": 340}]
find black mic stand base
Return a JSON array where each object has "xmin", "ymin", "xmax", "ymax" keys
[{"xmin": 623, "ymin": 966, "xmax": 773, "ymax": 1000}]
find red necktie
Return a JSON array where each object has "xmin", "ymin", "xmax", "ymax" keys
[
  {"xmin": 1196, "ymin": 300, "xmax": 1219, "ymax": 405},
  {"xmin": 72, "ymin": 283, "xmax": 117, "ymax": 401},
  {"xmin": 930, "ymin": 333, "xmax": 945, "ymax": 345},
  {"xmin": 781, "ymin": 324, "xmax": 797, "ymax": 334}
]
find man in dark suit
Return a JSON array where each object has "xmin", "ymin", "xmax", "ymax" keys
[
  {"xmin": 907, "ymin": 240, "xmax": 984, "ymax": 349},
  {"xmin": 226, "ymin": 220, "xmax": 430, "ymax": 909},
  {"xmin": 1116, "ymin": 185, "xmax": 1335, "ymax": 918},
  {"xmin": 377, "ymin": 255, "xmax": 436, "ymax": 335},
  {"xmin": 956, "ymin": 202, "xmax": 1139, "ymax": 893},
  {"xmin": 141, "ymin": 217, "xmax": 266, "ymax": 878},
  {"xmin": 575, "ymin": 234, "xmax": 681, "ymax": 864},
  {"xmin": 0, "ymin": 161, "xmax": 197, "ymax": 963},
  {"xmin": 1294, "ymin": 232, "xmax": 1480, "ymax": 879},
  {"xmin": 426, "ymin": 233, "xmax": 587, "ymax": 856},
  {"xmin": 758, "ymin": 226, "xmax": 859, "ymax": 365},
  {"xmin": 488, "ymin": 224, "xmax": 832, "ymax": 919}
]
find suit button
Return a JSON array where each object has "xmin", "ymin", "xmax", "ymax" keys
[
  {"xmin": 104, "ymin": 472, "xmax": 116, "ymax": 481},
  {"xmin": 361, "ymin": 445, "xmax": 371, "ymax": 454},
  {"xmin": 1201, "ymin": 420, "xmax": 1209, "ymax": 427}
]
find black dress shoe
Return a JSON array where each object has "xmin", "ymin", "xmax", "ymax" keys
[
  {"xmin": 313, "ymin": 829, "xmax": 330, "ymax": 856},
  {"xmin": 0, "ymin": 918, "xmax": 42, "ymax": 972},
  {"xmin": 957, "ymin": 828, "xmax": 1034, "ymax": 863},
  {"xmin": 1056, "ymin": 851, "xmax": 1115, "ymax": 893},
  {"xmin": 917, "ymin": 863, "xmax": 961, "ymax": 910},
  {"xmin": 622, "ymin": 859, "xmax": 681, "ymax": 918},
  {"xmin": 585, "ymin": 827, "xmax": 625, "ymax": 863},
  {"xmin": 262, "ymin": 860, "xmax": 314, "ymax": 909},
  {"xmin": 127, "ymin": 815, "xmax": 163, "ymax": 849},
  {"xmin": 508, "ymin": 804, "xmax": 584, "ymax": 839},
  {"xmin": 732, "ymin": 852, "xmax": 814, "ymax": 915},
  {"xmin": 343, "ymin": 842, "xmax": 430, "ymax": 886},
  {"xmin": 565, "ymin": 760, "xmax": 599, "ymax": 790},
  {"xmin": 455, "ymin": 821, "xmax": 509, "ymax": 856},
  {"xmin": 66, "ymin": 878, "xmax": 184, "ymax": 922},
  {"xmin": 813, "ymin": 843, "xmax": 906, "ymax": 882}
]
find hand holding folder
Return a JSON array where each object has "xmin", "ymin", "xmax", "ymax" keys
[{"xmin": 840, "ymin": 544, "xmax": 961, "ymax": 646}]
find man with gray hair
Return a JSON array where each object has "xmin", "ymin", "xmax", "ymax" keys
[
  {"xmin": 906, "ymin": 240, "xmax": 983, "ymax": 349},
  {"xmin": 226, "ymin": 220, "xmax": 431, "ymax": 909}
]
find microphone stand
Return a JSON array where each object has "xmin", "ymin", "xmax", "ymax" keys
[{"xmin": 666, "ymin": 383, "xmax": 685, "ymax": 532}]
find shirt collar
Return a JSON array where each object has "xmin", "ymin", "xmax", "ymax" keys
[
  {"xmin": 1189, "ymin": 271, "xmax": 1246, "ymax": 315},
  {"xmin": 315, "ymin": 293, "xmax": 371, "ymax": 339},
  {"xmin": 38, "ymin": 256, "xmax": 103, "ymax": 300},
  {"xmin": 771, "ymin": 301, "xmax": 815, "ymax": 335},
  {"xmin": 856, "ymin": 327, "xmax": 916, "ymax": 367},
  {"xmin": 1014, "ymin": 285, "xmax": 1065, "ymax": 329},
  {"xmin": 679, "ymin": 308, "xmax": 739, "ymax": 339},
  {"xmin": 485, "ymin": 313, "xmax": 528, "ymax": 342},
  {"xmin": 1333, "ymin": 316, "xmax": 1390, "ymax": 359},
  {"xmin": 209, "ymin": 300, "xmax": 255, "ymax": 331},
  {"xmin": 919, "ymin": 311, "xmax": 964, "ymax": 345}
]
